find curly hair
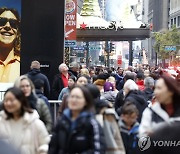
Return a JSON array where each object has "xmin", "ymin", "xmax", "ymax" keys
[{"xmin": 0, "ymin": 7, "xmax": 21, "ymax": 56}]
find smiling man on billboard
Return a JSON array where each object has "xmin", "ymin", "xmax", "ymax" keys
[{"xmin": 0, "ymin": 7, "xmax": 20, "ymax": 82}]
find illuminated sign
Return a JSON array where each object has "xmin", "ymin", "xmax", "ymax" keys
[{"xmin": 80, "ymin": 21, "xmax": 123, "ymax": 31}]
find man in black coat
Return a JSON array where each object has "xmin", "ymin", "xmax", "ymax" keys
[
  {"xmin": 27, "ymin": 61, "xmax": 50, "ymax": 98},
  {"xmin": 51, "ymin": 63, "xmax": 72, "ymax": 100}
]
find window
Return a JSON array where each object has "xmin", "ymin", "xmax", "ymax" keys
[
  {"xmin": 171, "ymin": 18, "xmax": 173, "ymax": 27},
  {"xmin": 174, "ymin": 17, "xmax": 177, "ymax": 26},
  {"xmin": 178, "ymin": 16, "xmax": 180, "ymax": 27}
]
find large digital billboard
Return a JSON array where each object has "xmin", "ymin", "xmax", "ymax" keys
[{"xmin": 0, "ymin": 0, "xmax": 21, "ymax": 83}]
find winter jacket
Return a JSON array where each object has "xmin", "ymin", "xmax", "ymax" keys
[
  {"xmin": 100, "ymin": 91, "xmax": 118, "ymax": 104},
  {"xmin": 48, "ymin": 109, "xmax": 105, "ymax": 154},
  {"xmin": 136, "ymin": 80, "xmax": 145, "ymax": 91},
  {"xmin": 27, "ymin": 94, "xmax": 53, "ymax": 133},
  {"xmin": 114, "ymin": 90, "xmax": 125, "ymax": 116},
  {"xmin": 143, "ymin": 88, "xmax": 154, "ymax": 102},
  {"xmin": 36, "ymin": 89, "xmax": 50, "ymax": 108},
  {"xmin": 119, "ymin": 119, "xmax": 140, "ymax": 154},
  {"xmin": 0, "ymin": 110, "xmax": 50, "ymax": 154},
  {"xmin": 51, "ymin": 73, "xmax": 72, "ymax": 100},
  {"xmin": 58, "ymin": 87, "xmax": 70, "ymax": 101},
  {"xmin": 125, "ymin": 90, "xmax": 148, "ymax": 122},
  {"xmin": 96, "ymin": 108, "xmax": 126, "ymax": 154},
  {"xmin": 139, "ymin": 102, "xmax": 180, "ymax": 137},
  {"xmin": 27, "ymin": 68, "xmax": 50, "ymax": 98}
]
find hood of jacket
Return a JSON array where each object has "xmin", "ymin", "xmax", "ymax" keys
[
  {"xmin": 119, "ymin": 119, "xmax": 139, "ymax": 134},
  {"xmin": 0, "ymin": 110, "xmax": 40, "ymax": 125},
  {"xmin": 126, "ymin": 90, "xmax": 147, "ymax": 105},
  {"xmin": 28, "ymin": 68, "xmax": 41, "ymax": 75},
  {"xmin": 100, "ymin": 91, "xmax": 117, "ymax": 103}
]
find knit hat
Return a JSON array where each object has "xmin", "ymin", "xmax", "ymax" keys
[{"xmin": 104, "ymin": 82, "xmax": 114, "ymax": 92}]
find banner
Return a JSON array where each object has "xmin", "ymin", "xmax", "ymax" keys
[
  {"xmin": 0, "ymin": 0, "xmax": 21, "ymax": 83},
  {"xmin": 65, "ymin": 0, "xmax": 77, "ymax": 40}
]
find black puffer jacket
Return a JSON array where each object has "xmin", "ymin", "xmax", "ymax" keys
[
  {"xmin": 125, "ymin": 90, "xmax": 148, "ymax": 122},
  {"xmin": 49, "ymin": 109, "xmax": 105, "ymax": 154}
]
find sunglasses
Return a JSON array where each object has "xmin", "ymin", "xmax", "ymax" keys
[{"xmin": 0, "ymin": 17, "xmax": 19, "ymax": 29}]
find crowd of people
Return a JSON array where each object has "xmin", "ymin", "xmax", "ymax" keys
[{"xmin": 0, "ymin": 60, "xmax": 180, "ymax": 154}]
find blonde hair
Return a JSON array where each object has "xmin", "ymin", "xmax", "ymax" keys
[
  {"xmin": 80, "ymin": 68, "xmax": 90, "ymax": 77},
  {"xmin": 14, "ymin": 75, "xmax": 36, "ymax": 94}
]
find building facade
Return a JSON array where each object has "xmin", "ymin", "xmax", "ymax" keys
[{"xmin": 169, "ymin": 0, "xmax": 180, "ymax": 29}]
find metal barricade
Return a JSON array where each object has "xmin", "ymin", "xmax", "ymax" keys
[
  {"xmin": 49, "ymin": 100, "xmax": 62, "ymax": 124},
  {"xmin": 0, "ymin": 91, "xmax": 5, "ymax": 101}
]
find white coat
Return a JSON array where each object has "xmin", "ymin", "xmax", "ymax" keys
[{"xmin": 0, "ymin": 110, "xmax": 50, "ymax": 154}]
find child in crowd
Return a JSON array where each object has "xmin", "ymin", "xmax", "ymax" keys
[{"xmin": 119, "ymin": 102, "xmax": 140, "ymax": 154}]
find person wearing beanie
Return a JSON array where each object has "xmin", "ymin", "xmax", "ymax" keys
[
  {"xmin": 93, "ymin": 73, "xmax": 109, "ymax": 94},
  {"xmin": 58, "ymin": 75, "xmax": 76, "ymax": 101},
  {"xmin": 100, "ymin": 82, "xmax": 118, "ymax": 105}
]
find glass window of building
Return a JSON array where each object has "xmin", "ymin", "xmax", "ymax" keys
[
  {"xmin": 178, "ymin": 16, "xmax": 180, "ymax": 27},
  {"xmin": 171, "ymin": 18, "xmax": 173, "ymax": 27},
  {"xmin": 174, "ymin": 17, "xmax": 176, "ymax": 26}
]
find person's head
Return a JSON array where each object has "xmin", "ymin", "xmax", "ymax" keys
[
  {"xmin": 0, "ymin": 8, "xmax": 20, "ymax": 55},
  {"xmin": 144, "ymin": 70, "xmax": 150, "ymax": 77},
  {"xmin": 34, "ymin": 79, "xmax": 44, "ymax": 92},
  {"xmin": 124, "ymin": 72, "xmax": 135, "ymax": 82},
  {"xmin": 144, "ymin": 77, "xmax": 155, "ymax": 89},
  {"xmin": 70, "ymin": 62, "xmax": 79, "ymax": 72},
  {"xmin": 85, "ymin": 84, "xmax": 100, "ymax": 99},
  {"xmin": 108, "ymin": 76, "xmax": 116, "ymax": 89},
  {"xmin": 117, "ymin": 67, "xmax": 124, "ymax": 75},
  {"xmin": 136, "ymin": 72, "xmax": 144, "ymax": 81},
  {"xmin": 68, "ymin": 76, "xmax": 76, "ymax": 89},
  {"xmin": 58, "ymin": 63, "xmax": 68, "ymax": 74},
  {"xmin": 76, "ymin": 75, "xmax": 88, "ymax": 86},
  {"xmin": 89, "ymin": 69, "xmax": 95, "ymax": 77},
  {"xmin": 30, "ymin": 60, "xmax": 40, "ymax": 70},
  {"xmin": 3, "ymin": 87, "xmax": 32, "ymax": 119},
  {"xmin": 154, "ymin": 74, "xmax": 180, "ymax": 105},
  {"xmin": 14, "ymin": 75, "xmax": 35, "ymax": 97},
  {"xmin": 121, "ymin": 102, "xmax": 139, "ymax": 127},
  {"xmin": 80, "ymin": 68, "xmax": 90, "ymax": 77},
  {"xmin": 123, "ymin": 79, "xmax": 138, "ymax": 96},
  {"xmin": 68, "ymin": 86, "xmax": 93, "ymax": 113}
]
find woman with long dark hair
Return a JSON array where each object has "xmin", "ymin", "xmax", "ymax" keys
[
  {"xmin": 49, "ymin": 86, "xmax": 105, "ymax": 154},
  {"xmin": 0, "ymin": 87, "xmax": 50, "ymax": 154},
  {"xmin": 139, "ymin": 73, "xmax": 180, "ymax": 136}
]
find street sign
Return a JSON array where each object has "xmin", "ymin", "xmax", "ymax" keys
[
  {"xmin": 65, "ymin": 0, "xmax": 77, "ymax": 40},
  {"xmin": 72, "ymin": 46, "xmax": 84, "ymax": 50},
  {"xmin": 89, "ymin": 46, "xmax": 101, "ymax": 50},
  {"xmin": 65, "ymin": 40, "xmax": 76, "ymax": 47},
  {"xmin": 117, "ymin": 55, "xmax": 122, "ymax": 66},
  {"xmin": 165, "ymin": 46, "xmax": 176, "ymax": 51}
]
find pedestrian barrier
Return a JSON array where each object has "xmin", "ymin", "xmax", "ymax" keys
[
  {"xmin": 49, "ymin": 100, "xmax": 62, "ymax": 124},
  {"xmin": 0, "ymin": 91, "xmax": 5, "ymax": 101}
]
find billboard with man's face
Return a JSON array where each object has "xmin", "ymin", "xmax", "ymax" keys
[{"xmin": 0, "ymin": 0, "xmax": 21, "ymax": 83}]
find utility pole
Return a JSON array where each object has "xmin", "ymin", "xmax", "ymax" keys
[
  {"xmin": 129, "ymin": 41, "xmax": 133, "ymax": 66},
  {"xmin": 86, "ymin": 42, "xmax": 89, "ymax": 68}
]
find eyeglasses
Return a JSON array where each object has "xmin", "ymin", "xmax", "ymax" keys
[{"xmin": 0, "ymin": 17, "xmax": 19, "ymax": 29}]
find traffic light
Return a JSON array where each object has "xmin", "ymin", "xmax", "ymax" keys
[{"xmin": 110, "ymin": 42, "xmax": 115, "ymax": 52}]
